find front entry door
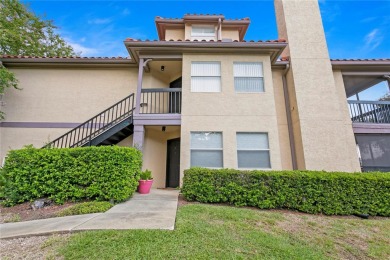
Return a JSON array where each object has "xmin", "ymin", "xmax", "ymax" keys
[{"xmin": 166, "ymin": 138, "xmax": 180, "ymax": 188}]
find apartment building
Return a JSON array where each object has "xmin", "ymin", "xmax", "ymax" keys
[{"xmin": 1, "ymin": 0, "xmax": 389, "ymax": 187}]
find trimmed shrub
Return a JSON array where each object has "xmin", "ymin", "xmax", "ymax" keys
[
  {"xmin": 56, "ymin": 201, "xmax": 113, "ymax": 217},
  {"xmin": 1, "ymin": 146, "xmax": 142, "ymax": 205},
  {"xmin": 182, "ymin": 168, "xmax": 390, "ymax": 216}
]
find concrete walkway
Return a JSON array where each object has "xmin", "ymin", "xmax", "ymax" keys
[{"xmin": 0, "ymin": 189, "xmax": 179, "ymax": 239}]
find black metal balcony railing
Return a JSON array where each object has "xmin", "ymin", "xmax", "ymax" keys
[
  {"xmin": 44, "ymin": 93, "xmax": 135, "ymax": 148},
  {"xmin": 140, "ymin": 88, "xmax": 182, "ymax": 114},
  {"xmin": 348, "ymin": 100, "xmax": 390, "ymax": 124}
]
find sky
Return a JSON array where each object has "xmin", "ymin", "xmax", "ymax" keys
[{"xmin": 22, "ymin": 0, "xmax": 390, "ymax": 99}]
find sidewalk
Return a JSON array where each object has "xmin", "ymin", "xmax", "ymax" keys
[{"xmin": 0, "ymin": 189, "xmax": 179, "ymax": 239}]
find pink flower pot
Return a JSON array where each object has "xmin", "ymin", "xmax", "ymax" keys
[{"xmin": 138, "ymin": 180, "xmax": 153, "ymax": 194}]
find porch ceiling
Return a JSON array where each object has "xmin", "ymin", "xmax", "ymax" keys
[
  {"xmin": 343, "ymin": 75, "xmax": 386, "ymax": 97},
  {"xmin": 145, "ymin": 125, "xmax": 180, "ymax": 134},
  {"xmin": 331, "ymin": 60, "xmax": 390, "ymax": 97},
  {"xmin": 148, "ymin": 60, "xmax": 182, "ymax": 81}
]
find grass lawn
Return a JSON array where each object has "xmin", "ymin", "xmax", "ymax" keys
[{"xmin": 54, "ymin": 204, "xmax": 390, "ymax": 259}]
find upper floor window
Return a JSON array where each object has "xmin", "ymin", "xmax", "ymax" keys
[
  {"xmin": 191, "ymin": 25, "xmax": 216, "ymax": 40},
  {"xmin": 191, "ymin": 62, "xmax": 221, "ymax": 92},
  {"xmin": 234, "ymin": 62, "xmax": 264, "ymax": 93}
]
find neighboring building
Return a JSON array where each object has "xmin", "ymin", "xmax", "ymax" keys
[{"xmin": 1, "ymin": 0, "xmax": 389, "ymax": 187}]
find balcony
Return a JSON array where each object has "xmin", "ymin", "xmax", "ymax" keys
[
  {"xmin": 140, "ymin": 88, "xmax": 182, "ymax": 114},
  {"xmin": 348, "ymin": 100, "xmax": 390, "ymax": 124}
]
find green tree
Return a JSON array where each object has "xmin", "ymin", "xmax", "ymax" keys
[
  {"xmin": 0, "ymin": 0, "xmax": 75, "ymax": 119},
  {"xmin": 379, "ymin": 92, "xmax": 390, "ymax": 101}
]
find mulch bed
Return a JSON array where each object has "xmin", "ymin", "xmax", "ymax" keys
[{"xmin": 0, "ymin": 201, "xmax": 77, "ymax": 224}]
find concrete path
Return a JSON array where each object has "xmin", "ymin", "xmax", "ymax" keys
[{"xmin": 0, "ymin": 189, "xmax": 179, "ymax": 239}]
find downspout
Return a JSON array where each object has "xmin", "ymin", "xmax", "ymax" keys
[
  {"xmin": 217, "ymin": 18, "xmax": 222, "ymax": 41},
  {"xmin": 282, "ymin": 64, "xmax": 298, "ymax": 170}
]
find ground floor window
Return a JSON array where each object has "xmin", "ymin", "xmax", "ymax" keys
[
  {"xmin": 190, "ymin": 132, "xmax": 223, "ymax": 168},
  {"xmin": 236, "ymin": 132, "xmax": 270, "ymax": 168},
  {"xmin": 356, "ymin": 134, "xmax": 390, "ymax": 172}
]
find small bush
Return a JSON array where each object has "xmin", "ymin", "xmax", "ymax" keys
[
  {"xmin": 182, "ymin": 168, "xmax": 390, "ymax": 216},
  {"xmin": 1, "ymin": 146, "xmax": 142, "ymax": 206},
  {"xmin": 56, "ymin": 201, "xmax": 113, "ymax": 217}
]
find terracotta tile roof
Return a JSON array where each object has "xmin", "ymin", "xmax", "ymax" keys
[
  {"xmin": 331, "ymin": 58, "xmax": 390, "ymax": 61},
  {"xmin": 156, "ymin": 14, "xmax": 250, "ymax": 21},
  {"xmin": 0, "ymin": 55, "xmax": 130, "ymax": 60},
  {"xmin": 184, "ymin": 13, "xmax": 224, "ymax": 16},
  {"xmin": 124, "ymin": 38, "xmax": 287, "ymax": 43}
]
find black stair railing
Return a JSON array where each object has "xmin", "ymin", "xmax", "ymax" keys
[{"xmin": 44, "ymin": 93, "xmax": 135, "ymax": 148}]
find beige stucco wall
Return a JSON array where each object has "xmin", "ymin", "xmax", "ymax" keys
[
  {"xmin": 275, "ymin": 0, "xmax": 361, "ymax": 172},
  {"xmin": 272, "ymin": 70, "xmax": 293, "ymax": 170},
  {"xmin": 221, "ymin": 28, "xmax": 240, "ymax": 41},
  {"xmin": 142, "ymin": 126, "xmax": 181, "ymax": 188},
  {"xmin": 118, "ymin": 126, "xmax": 181, "ymax": 188},
  {"xmin": 0, "ymin": 127, "xmax": 72, "ymax": 161},
  {"xmin": 0, "ymin": 66, "xmax": 168, "ymax": 159},
  {"xmin": 3, "ymin": 68, "xmax": 138, "ymax": 123},
  {"xmin": 165, "ymin": 29, "xmax": 185, "ymax": 41},
  {"xmin": 180, "ymin": 53, "xmax": 285, "ymax": 181}
]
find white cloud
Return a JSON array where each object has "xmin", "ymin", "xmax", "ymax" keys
[
  {"xmin": 88, "ymin": 18, "xmax": 111, "ymax": 25},
  {"xmin": 65, "ymin": 39, "xmax": 99, "ymax": 56},
  {"xmin": 364, "ymin": 29, "xmax": 383, "ymax": 51}
]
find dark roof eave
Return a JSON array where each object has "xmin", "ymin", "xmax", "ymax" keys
[{"xmin": 331, "ymin": 60, "xmax": 390, "ymax": 72}]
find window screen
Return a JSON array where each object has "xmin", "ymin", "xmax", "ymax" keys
[
  {"xmin": 191, "ymin": 62, "xmax": 221, "ymax": 92},
  {"xmin": 191, "ymin": 132, "xmax": 223, "ymax": 168},
  {"xmin": 234, "ymin": 62, "xmax": 264, "ymax": 92},
  {"xmin": 236, "ymin": 132, "xmax": 270, "ymax": 168}
]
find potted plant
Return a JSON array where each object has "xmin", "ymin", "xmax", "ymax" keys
[{"xmin": 138, "ymin": 169, "xmax": 153, "ymax": 194}]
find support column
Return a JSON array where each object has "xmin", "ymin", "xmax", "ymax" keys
[
  {"xmin": 135, "ymin": 58, "xmax": 144, "ymax": 115},
  {"xmin": 385, "ymin": 75, "xmax": 390, "ymax": 91},
  {"xmin": 274, "ymin": 0, "xmax": 361, "ymax": 172},
  {"xmin": 132, "ymin": 124, "xmax": 145, "ymax": 152}
]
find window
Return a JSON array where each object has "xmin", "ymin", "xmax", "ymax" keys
[
  {"xmin": 191, "ymin": 132, "xmax": 223, "ymax": 168},
  {"xmin": 233, "ymin": 62, "xmax": 264, "ymax": 92},
  {"xmin": 191, "ymin": 25, "xmax": 216, "ymax": 40},
  {"xmin": 236, "ymin": 132, "xmax": 270, "ymax": 168},
  {"xmin": 191, "ymin": 62, "xmax": 221, "ymax": 92}
]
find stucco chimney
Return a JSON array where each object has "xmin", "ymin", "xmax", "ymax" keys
[{"xmin": 274, "ymin": 0, "xmax": 361, "ymax": 172}]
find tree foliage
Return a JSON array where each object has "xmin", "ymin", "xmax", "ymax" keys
[
  {"xmin": 0, "ymin": 0, "xmax": 75, "ymax": 119},
  {"xmin": 0, "ymin": 0, "xmax": 74, "ymax": 56},
  {"xmin": 379, "ymin": 92, "xmax": 390, "ymax": 101}
]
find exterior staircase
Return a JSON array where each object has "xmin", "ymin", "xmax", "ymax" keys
[{"xmin": 44, "ymin": 93, "xmax": 135, "ymax": 148}]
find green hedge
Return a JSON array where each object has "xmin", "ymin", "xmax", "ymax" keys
[
  {"xmin": 1, "ymin": 146, "xmax": 142, "ymax": 206},
  {"xmin": 182, "ymin": 168, "xmax": 390, "ymax": 216}
]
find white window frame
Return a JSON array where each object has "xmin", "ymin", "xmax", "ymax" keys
[
  {"xmin": 190, "ymin": 131, "xmax": 223, "ymax": 168},
  {"xmin": 233, "ymin": 62, "xmax": 265, "ymax": 93},
  {"xmin": 236, "ymin": 132, "xmax": 271, "ymax": 169},
  {"xmin": 191, "ymin": 25, "xmax": 216, "ymax": 40},
  {"xmin": 191, "ymin": 61, "xmax": 221, "ymax": 92}
]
